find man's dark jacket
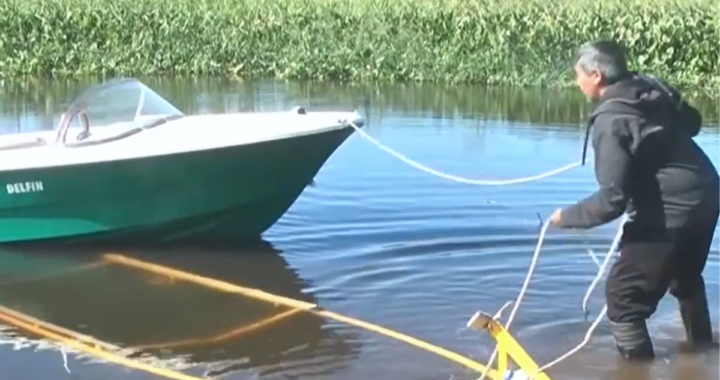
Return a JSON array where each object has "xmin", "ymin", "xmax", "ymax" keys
[{"xmin": 558, "ymin": 73, "xmax": 719, "ymax": 230}]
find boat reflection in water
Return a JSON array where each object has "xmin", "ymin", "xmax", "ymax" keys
[{"xmin": 0, "ymin": 240, "xmax": 362, "ymax": 378}]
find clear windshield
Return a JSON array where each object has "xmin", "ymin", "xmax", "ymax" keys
[{"xmin": 62, "ymin": 79, "xmax": 184, "ymax": 129}]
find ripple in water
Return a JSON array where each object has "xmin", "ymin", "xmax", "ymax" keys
[{"xmin": 0, "ymin": 80, "xmax": 718, "ymax": 380}]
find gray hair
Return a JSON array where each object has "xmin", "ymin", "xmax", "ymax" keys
[{"xmin": 575, "ymin": 40, "xmax": 629, "ymax": 84}]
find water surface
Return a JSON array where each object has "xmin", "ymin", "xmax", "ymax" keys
[{"xmin": 0, "ymin": 78, "xmax": 717, "ymax": 380}]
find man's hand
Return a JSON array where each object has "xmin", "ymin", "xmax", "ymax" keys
[{"xmin": 549, "ymin": 208, "xmax": 563, "ymax": 227}]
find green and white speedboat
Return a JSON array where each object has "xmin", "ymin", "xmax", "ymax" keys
[{"xmin": 0, "ymin": 79, "xmax": 363, "ymax": 244}]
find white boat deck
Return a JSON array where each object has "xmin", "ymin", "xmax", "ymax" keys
[{"xmin": 0, "ymin": 110, "xmax": 363, "ymax": 172}]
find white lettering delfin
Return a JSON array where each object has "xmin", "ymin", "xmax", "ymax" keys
[{"xmin": 6, "ymin": 181, "xmax": 44, "ymax": 194}]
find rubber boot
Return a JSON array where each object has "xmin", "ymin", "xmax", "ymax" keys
[
  {"xmin": 678, "ymin": 287, "xmax": 717, "ymax": 352},
  {"xmin": 609, "ymin": 320, "xmax": 655, "ymax": 362}
]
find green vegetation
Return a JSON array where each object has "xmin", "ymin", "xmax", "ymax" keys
[
  {"xmin": 0, "ymin": 0, "xmax": 717, "ymax": 93},
  {"xmin": 3, "ymin": 78, "xmax": 717, "ymax": 133}
]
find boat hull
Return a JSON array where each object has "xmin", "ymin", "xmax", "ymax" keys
[{"xmin": 0, "ymin": 125, "xmax": 356, "ymax": 245}]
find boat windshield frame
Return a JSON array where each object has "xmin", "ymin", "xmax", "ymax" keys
[{"xmin": 56, "ymin": 79, "xmax": 185, "ymax": 146}]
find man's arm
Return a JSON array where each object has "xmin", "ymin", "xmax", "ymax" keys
[{"xmin": 556, "ymin": 116, "xmax": 632, "ymax": 229}]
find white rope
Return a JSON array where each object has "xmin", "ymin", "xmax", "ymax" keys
[
  {"xmin": 476, "ymin": 219, "xmax": 554, "ymax": 380},
  {"xmin": 343, "ymin": 121, "xmax": 583, "ymax": 185},
  {"xmin": 61, "ymin": 346, "xmax": 72, "ymax": 374},
  {"xmin": 532, "ymin": 216, "xmax": 626, "ymax": 377},
  {"xmin": 476, "ymin": 217, "xmax": 625, "ymax": 380},
  {"xmin": 582, "ymin": 222, "xmax": 626, "ymax": 317},
  {"xmin": 341, "ymin": 119, "xmax": 624, "ymax": 378},
  {"xmin": 586, "ymin": 248, "xmax": 602, "ymax": 268}
]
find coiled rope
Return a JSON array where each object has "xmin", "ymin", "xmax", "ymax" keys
[{"xmin": 342, "ymin": 120, "xmax": 624, "ymax": 380}]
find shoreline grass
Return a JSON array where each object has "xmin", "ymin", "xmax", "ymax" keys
[{"xmin": 0, "ymin": 0, "xmax": 717, "ymax": 94}]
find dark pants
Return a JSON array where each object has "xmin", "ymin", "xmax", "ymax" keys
[{"xmin": 605, "ymin": 211, "xmax": 719, "ymax": 324}]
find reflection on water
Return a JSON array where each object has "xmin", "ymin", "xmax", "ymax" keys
[
  {"xmin": 0, "ymin": 78, "xmax": 716, "ymax": 380},
  {"xmin": 1, "ymin": 77, "xmax": 718, "ymax": 134},
  {"xmin": 0, "ymin": 242, "xmax": 361, "ymax": 378}
]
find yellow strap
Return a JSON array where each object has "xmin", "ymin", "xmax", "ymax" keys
[
  {"xmin": 0, "ymin": 307, "xmax": 212, "ymax": 380},
  {"xmin": 103, "ymin": 253, "xmax": 503, "ymax": 380},
  {"xmin": 134, "ymin": 308, "xmax": 303, "ymax": 350},
  {"xmin": 0, "ymin": 303, "xmax": 119, "ymax": 351}
]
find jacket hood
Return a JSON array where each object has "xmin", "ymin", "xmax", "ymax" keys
[
  {"xmin": 579, "ymin": 72, "xmax": 688, "ymax": 165},
  {"xmin": 591, "ymin": 72, "xmax": 684, "ymax": 121}
]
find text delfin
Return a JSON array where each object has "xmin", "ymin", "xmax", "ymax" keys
[{"xmin": 6, "ymin": 181, "xmax": 44, "ymax": 194}]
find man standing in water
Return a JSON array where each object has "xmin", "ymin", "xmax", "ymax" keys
[{"xmin": 549, "ymin": 40, "xmax": 720, "ymax": 361}]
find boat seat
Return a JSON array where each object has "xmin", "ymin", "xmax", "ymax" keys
[{"xmin": 0, "ymin": 138, "xmax": 47, "ymax": 151}]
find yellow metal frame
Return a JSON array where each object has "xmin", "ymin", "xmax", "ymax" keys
[
  {"xmin": 0, "ymin": 254, "xmax": 554, "ymax": 380},
  {"xmin": 104, "ymin": 254, "xmax": 553, "ymax": 380},
  {"xmin": 134, "ymin": 307, "xmax": 304, "ymax": 350},
  {"xmin": 467, "ymin": 311, "xmax": 553, "ymax": 380},
  {"xmin": 103, "ymin": 254, "xmax": 509, "ymax": 378},
  {"xmin": 0, "ymin": 305, "xmax": 206, "ymax": 380}
]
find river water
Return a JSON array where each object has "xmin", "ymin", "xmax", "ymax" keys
[{"xmin": 0, "ymin": 78, "xmax": 717, "ymax": 380}]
